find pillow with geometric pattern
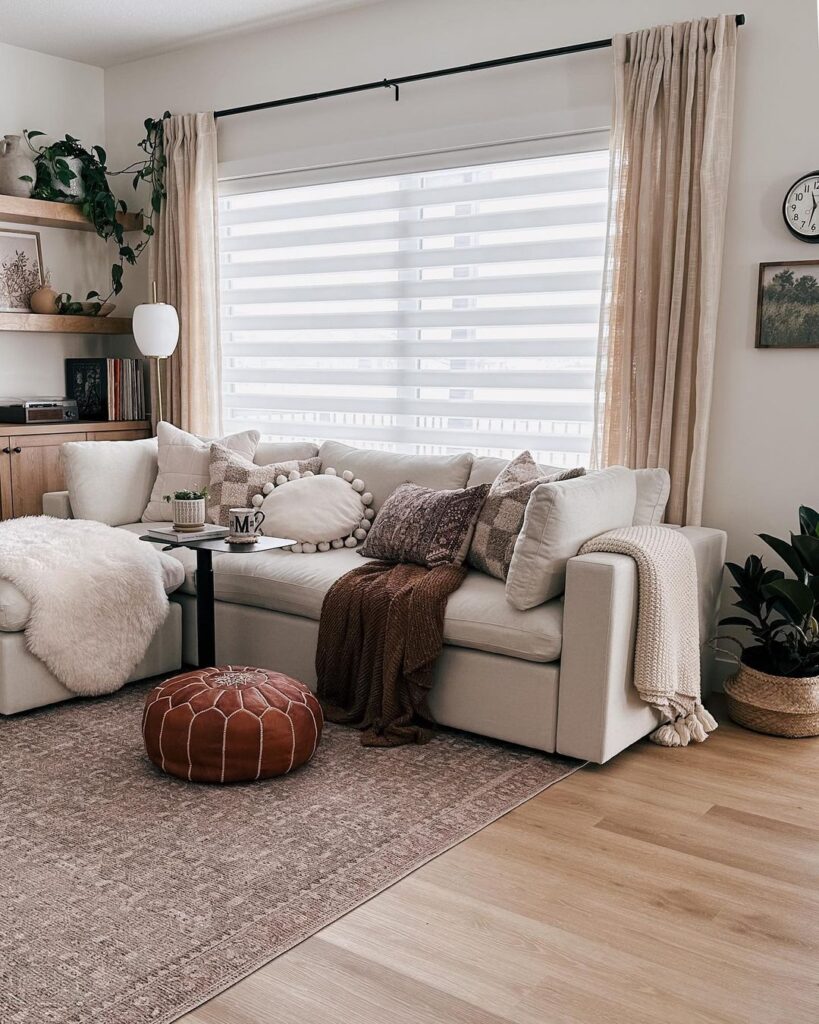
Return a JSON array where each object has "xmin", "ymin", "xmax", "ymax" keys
[
  {"xmin": 207, "ymin": 443, "xmax": 321, "ymax": 526},
  {"xmin": 467, "ymin": 452, "xmax": 585, "ymax": 580}
]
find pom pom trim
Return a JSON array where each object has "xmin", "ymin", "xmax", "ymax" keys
[{"xmin": 257, "ymin": 466, "xmax": 372, "ymax": 553}]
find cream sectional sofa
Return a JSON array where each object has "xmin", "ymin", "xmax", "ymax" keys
[{"xmin": 0, "ymin": 438, "xmax": 726, "ymax": 763}]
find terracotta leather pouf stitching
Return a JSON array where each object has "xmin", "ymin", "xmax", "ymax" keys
[{"xmin": 142, "ymin": 666, "xmax": 323, "ymax": 783}]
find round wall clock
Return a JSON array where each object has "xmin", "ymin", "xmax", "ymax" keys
[{"xmin": 783, "ymin": 171, "xmax": 819, "ymax": 241}]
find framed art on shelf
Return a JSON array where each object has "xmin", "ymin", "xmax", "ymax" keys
[
  {"xmin": 0, "ymin": 228, "xmax": 44, "ymax": 312},
  {"xmin": 756, "ymin": 260, "xmax": 819, "ymax": 348}
]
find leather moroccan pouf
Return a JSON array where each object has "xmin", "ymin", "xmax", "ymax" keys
[{"xmin": 142, "ymin": 666, "xmax": 323, "ymax": 783}]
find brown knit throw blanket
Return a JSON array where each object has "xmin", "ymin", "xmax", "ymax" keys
[{"xmin": 316, "ymin": 560, "xmax": 466, "ymax": 746}]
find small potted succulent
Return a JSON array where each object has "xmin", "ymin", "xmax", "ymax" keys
[
  {"xmin": 163, "ymin": 488, "xmax": 209, "ymax": 532},
  {"xmin": 719, "ymin": 504, "xmax": 819, "ymax": 737}
]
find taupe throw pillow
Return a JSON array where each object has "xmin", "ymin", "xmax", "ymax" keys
[
  {"xmin": 468, "ymin": 452, "xmax": 585, "ymax": 580},
  {"xmin": 208, "ymin": 443, "xmax": 321, "ymax": 526},
  {"xmin": 360, "ymin": 483, "xmax": 490, "ymax": 568}
]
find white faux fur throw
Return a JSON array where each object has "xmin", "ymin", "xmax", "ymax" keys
[
  {"xmin": 580, "ymin": 525, "xmax": 718, "ymax": 747},
  {"xmin": 0, "ymin": 517, "xmax": 183, "ymax": 695}
]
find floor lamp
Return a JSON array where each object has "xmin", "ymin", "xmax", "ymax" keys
[{"xmin": 132, "ymin": 283, "xmax": 180, "ymax": 426}]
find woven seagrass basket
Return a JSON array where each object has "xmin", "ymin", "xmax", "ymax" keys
[{"xmin": 724, "ymin": 661, "xmax": 819, "ymax": 738}]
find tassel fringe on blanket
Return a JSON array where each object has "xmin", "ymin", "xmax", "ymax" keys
[{"xmin": 579, "ymin": 525, "xmax": 718, "ymax": 747}]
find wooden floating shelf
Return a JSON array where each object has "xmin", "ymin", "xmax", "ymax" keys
[
  {"xmin": 0, "ymin": 194, "xmax": 143, "ymax": 232},
  {"xmin": 0, "ymin": 313, "xmax": 132, "ymax": 335}
]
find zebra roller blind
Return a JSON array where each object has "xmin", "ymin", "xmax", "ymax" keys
[{"xmin": 219, "ymin": 143, "xmax": 607, "ymax": 467}]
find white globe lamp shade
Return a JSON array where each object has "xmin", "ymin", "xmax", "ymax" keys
[{"xmin": 132, "ymin": 302, "xmax": 179, "ymax": 358}]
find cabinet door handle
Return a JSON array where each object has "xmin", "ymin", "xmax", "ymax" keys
[
  {"xmin": 12, "ymin": 446, "xmax": 21, "ymax": 454},
  {"xmin": 1, "ymin": 447, "xmax": 9, "ymax": 454}
]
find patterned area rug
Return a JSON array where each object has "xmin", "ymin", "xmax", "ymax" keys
[{"xmin": 0, "ymin": 682, "xmax": 580, "ymax": 1024}]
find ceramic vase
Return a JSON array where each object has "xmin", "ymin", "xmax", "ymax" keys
[
  {"xmin": 29, "ymin": 285, "xmax": 59, "ymax": 314},
  {"xmin": 0, "ymin": 135, "xmax": 35, "ymax": 199},
  {"xmin": 59, "ymin": 156, "xmax": 85, "ymax": 201}
]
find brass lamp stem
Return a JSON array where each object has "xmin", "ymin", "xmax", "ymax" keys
[{"xmin": 156, "ymin": 356, "xmax": 164, "ymax": 424}]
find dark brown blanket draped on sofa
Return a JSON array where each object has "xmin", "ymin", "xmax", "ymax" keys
[{"xmin": 316, "ymin": 560, "xmax": 466, "ymax": 746}]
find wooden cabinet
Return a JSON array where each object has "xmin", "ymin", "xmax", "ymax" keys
[{"xmin": 0, "ymin": 420, "xmax": 151, "ymax": 520}]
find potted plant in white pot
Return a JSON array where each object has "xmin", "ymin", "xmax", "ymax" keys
[
  {"xmin": 163, "ymin": 488, "xmax": 208, "ymax": 532},
  {"xmin": 720, "ymin": 504, "xmax": 819, "ymax": 737}
]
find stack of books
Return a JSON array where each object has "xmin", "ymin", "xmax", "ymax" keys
[
  {"xmin": 65, "ymin": 357, "xmax": 147, "ymax": 421},
  {"xmin": 146, "ymin": 524, "xmax": 229, "ymax": 544}
]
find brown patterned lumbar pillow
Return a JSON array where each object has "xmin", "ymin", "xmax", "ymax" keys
[
  {"xmin": 360, "ymin": 482, "xmax": 490, "ymax": 568},
  {"xmin": 208, "ymin": 443, "xmax": 321, "ymax": 526},
  {"xmin": 467, "ymin": 452, "xmax": 585, "ymax": 580}
]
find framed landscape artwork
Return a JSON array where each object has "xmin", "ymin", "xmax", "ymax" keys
[
  {"xmin": 756, "ymin": 260, "xmax": 819, "ymax": 348},
  {"xmin": 0, "ymin": 228, "xmax": 44, "ymax": 312}
]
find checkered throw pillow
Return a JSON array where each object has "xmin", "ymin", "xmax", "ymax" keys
[
  {"xmin": 467, "ymin": 452, "xmax": 585, "ymax": 580},
  {"xmin": 208, "ymin": 443, "xmax": 321, "ymax": 526}
]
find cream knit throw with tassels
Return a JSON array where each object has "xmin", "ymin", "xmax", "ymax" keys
[{"xmin": 580, "ymin": 525, "xmax": 718, "ymax": 747}]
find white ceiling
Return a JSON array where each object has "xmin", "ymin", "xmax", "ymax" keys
[{"xmin": 0, "ymin": 0, "xmax": 384, "ymax": 68}]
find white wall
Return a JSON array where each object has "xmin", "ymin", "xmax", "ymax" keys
[
  {"xmin": 104, "ymin": 0, "xmax": 819, "ymax": 632},
  {"xmin": 0, "ymin": 43, "xmax": 139, "ymax": 398}
]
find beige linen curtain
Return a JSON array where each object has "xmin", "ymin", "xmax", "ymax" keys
[
  {"xmin": 592, "ymin": 16, "xmax": 737, "ymax": 525},
  {"xmin": 151, "ymin": 112, "xmax": 221, "ymax": 436}
]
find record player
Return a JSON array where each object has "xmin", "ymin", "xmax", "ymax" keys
[{"xmin": 0, "ymin": 397, "xmax": 79, "ymax": 424}]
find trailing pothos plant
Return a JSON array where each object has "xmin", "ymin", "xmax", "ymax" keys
[
  {"xmin": 719, "ymin": 505, "xmax": 819, "ymax": 678},
  {"xmin": 21, "ymin": 114, "xmax": 170, "ymax": 313}
]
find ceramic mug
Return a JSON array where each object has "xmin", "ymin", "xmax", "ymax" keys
[{"xmin": 228, "ymin": 507, "xmax": 265, "ymax": 540}]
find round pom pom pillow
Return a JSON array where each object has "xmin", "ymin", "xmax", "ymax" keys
[{"xmin": 260, "ymin": 469, "xmax": 373, "ymax": 553}]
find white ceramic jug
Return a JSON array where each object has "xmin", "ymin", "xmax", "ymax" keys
[{"xmin": 0, "ymin": 135, "xmax": 35, "ymax": 199}]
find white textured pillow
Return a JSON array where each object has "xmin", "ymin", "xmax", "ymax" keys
[
  {"xmin": 633, "ymin": 467, "xmax": 671, "ymax": 525},
  {"xmin": 62, "ymin": 437, "xmax": 158, "ymax": 526},
  {"xmin": 505, "ymin": 466, "xmax": 638, "ymax": 610},
  {"xmin": 142, "ymin": 422, "xmax": 259, "ymax": 522},
  {"xmin": 260, "ymin": 470, "xmax": 373, "ymax": 552}
]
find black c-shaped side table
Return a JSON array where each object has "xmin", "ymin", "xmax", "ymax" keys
[{"xmin": 140, "ymin": 534, "xmax": 294, "ymax": 666}]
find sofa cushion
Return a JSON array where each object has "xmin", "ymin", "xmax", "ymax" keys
[
  {"xmin": 254, "ymin": 440, "xmax": 319, "ymax": 466},
  {"xmin": 505, "ymin": 466, "xmax": 638, "ymax": 610},
  {"xmin": 633, "ymin": 467, "xmax": 671, "ymax": 525},
  {"xmin": 318, "ymin": 440, "xmax": 472, "ymax": 511},
  {"xmin": 0, "ymin": 578, "xmax": 29, "ymax": 632},
  {"xmin": 142, "ymin": 422, "xmax": 260, "ymax": 522},
  {"xmin": 62, "ymin": 437, "xmax": 158, "ymax": 527},
  {"xmin": 128, "ymin": 538, "xmax": 562, "ymax": 663},
  {"xmin": 445, "ymin": 571, "xmax": 563, "ymax": 662}
]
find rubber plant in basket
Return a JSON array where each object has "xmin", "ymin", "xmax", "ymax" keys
[{"xmin": 720, "ymin": 505, "xmax": 819, "ymax": 737}]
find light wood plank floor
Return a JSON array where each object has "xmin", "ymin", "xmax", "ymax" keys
[{"xmin": 182, "ymin": 701, "xmax": 819, "ymax": 1024}]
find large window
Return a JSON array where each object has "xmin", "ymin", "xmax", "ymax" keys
[{"xmin": 219, "ymin": 143, "xmax": 607, "ymax": 467}]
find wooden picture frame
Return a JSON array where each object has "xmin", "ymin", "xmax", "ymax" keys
[
  {"xmin": 756, "ymin": 260, "xmax": 819, "ymax": 348},
  {"xmin": 0, "ymin": 228, "xmax": 44, "ymax": 313}
]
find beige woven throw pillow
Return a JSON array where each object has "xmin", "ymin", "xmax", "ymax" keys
[
  {"xmin": 467, "ymin": 452, "xmax": 585, "ymax": 580},
  {"xmin": 207, "ymin": 443, "xmax": 321, "ymax": 526}
]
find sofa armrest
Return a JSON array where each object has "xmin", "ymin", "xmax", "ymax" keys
[
  {"xmin": 43, "ymin": 491, "xmax": 73, "ymax": 518},
  {"xmin": 555, "ymin": 526, "xmax": 727, "ymax": 763}
]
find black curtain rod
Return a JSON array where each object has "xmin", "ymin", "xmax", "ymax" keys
[{"xmin": 214, "ymin": 14, "xmax": 745, "ymax": 119}]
